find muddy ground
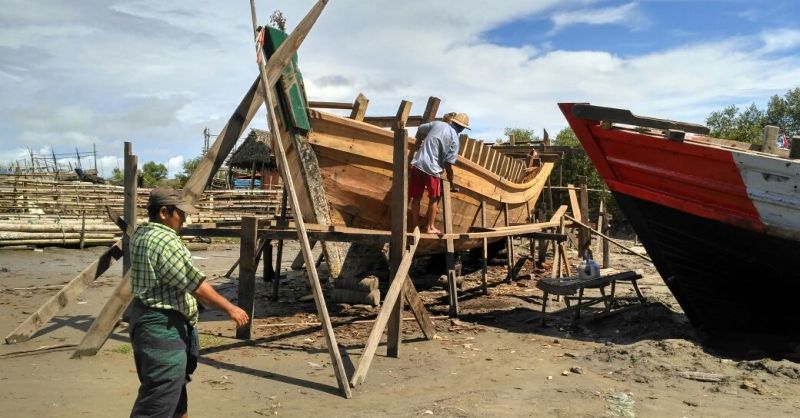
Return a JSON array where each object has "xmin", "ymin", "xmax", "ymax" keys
[{"xmin": 1, "ymin": 238, "xmax": 799, "ymax": 417}]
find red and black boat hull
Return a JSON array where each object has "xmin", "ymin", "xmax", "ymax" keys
[{"xmin": 560, "ymin": 102, "xmax": 800, "ymax": 337}]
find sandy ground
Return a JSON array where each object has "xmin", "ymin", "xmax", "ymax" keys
[{"xmin": 1, "ymin": 238, "xmax": 799, "ymax": 417}]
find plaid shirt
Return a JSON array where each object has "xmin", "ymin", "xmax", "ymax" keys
[{"xmin": 131, "ymin": 222, "xmax": 205, "ymax": 325}]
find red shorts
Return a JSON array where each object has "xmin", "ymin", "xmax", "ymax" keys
[{"xmin": 409, "ymin": 167, "xmax": 442, "ymax": 199}]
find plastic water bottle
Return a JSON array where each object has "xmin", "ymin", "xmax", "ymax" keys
[{"xmin": 578, "ymin": 249, "xmax": 600, "ymax": 280}]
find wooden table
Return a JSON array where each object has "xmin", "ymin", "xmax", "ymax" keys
[{"xmin": 536, "ymin": 270, "xmax": 643, "ymax": 324}]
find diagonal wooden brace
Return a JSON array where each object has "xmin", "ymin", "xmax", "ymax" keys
[{"xmin": 350, "ymin": 229, "xmax": 420, "ymax": 387}]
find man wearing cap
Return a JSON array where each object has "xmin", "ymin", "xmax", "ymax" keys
[
  {"xmin": 129, "ymin": 187, "xmax": 249, "ymax": 418},
  {"xmin": 409, "ymin": 112, "xmax": 470, "ymax": 234}
]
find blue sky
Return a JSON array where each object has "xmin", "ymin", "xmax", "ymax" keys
[
  {"xmin": 486, "ymin": 1, "xmax": 800, "ymax": 55},
  {"xmin": 1, "ymin": 0, "xmax": 799, "ymax": 177}
]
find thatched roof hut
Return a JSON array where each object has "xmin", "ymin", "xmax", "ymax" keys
[{"xmin": 229, "ymin": 129, "xmax": 276, "ymax": 170}]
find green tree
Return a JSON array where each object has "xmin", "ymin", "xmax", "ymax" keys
[
  {"xmin": 140, "ymin": 161, "xmax": 168, "ymax": 187},
  {"xmin": 764, "ymin": 87, "xmax": 800, "ymax": 136},
  {"xmin": 706, "ymin": 104, "xmax": 764, "ymax": 143},
  {"xmin": 175, "ymin": 156, "xmax": 202, "ymax": 187},
  {"xmin": 502, "ymin": 127, "xmax": 538, "ymax": 144},
  {"xmin": 549, "ymin": 127, "xmax": 622, "ymax": 223},
  {"xmin": 706, "ymin": 87, "xmax": 800, "ymax": 143},
  {"xmin": 109, "ymin": 167, "xmax": 124, "ymax": 186}
]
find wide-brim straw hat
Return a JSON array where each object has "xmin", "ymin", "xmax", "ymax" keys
[{"xmin": 450, "ymin": 112, "xmax": 470, "ymax": 129}]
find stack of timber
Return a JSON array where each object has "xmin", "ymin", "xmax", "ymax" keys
[{"xmin": 0, "ymin": 175, "xmax": 283, "ymax": 247}]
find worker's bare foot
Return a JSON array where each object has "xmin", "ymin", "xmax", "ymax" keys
[{"xmin": 426, "ymin": 226, "xmax": 442, "ymax": 234}]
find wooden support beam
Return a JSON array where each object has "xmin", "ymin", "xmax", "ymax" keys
[
  {"xmin": 236, "ymin": 216, "xmax": 258, "ymax": 339},
  {"xmin": 490, "ymin": 151, "xmax": 501, "ymax": 173},
  {"xmin": 578, "ymin": 178, "xmax": 590, "ymax": 257},
  {"xmin": 442, "ymin": 181, "xmax": 458, "ymax": 316},
  {"xmin": 479, "ymin": 145, "xmax": 490, "ymax": 167},
  {"xmin": 474, "ymin": 140, "xmax": 484, "ymax": 163},
  {"xmin": 363, "ymin": 115, "xmax": 426, "ymax": 127},
  {"xmin": 504, "ymin": 203, "xmax": 515, "ymax": 283},
  {"xmin": 351, "ymin": 228, "xmax": 420, "ymax": 387},
  {"xmin": 272, "ymin": 187, "xmax": 288, "ymax": 300},
  {"xmin": 402, "ymin": 279, "xmax": 436, "ymax": 339},
  {"xmin": 308, "ymin": 100, "xmax": 353, "ymax": 110},
  {"xmin": 549, "ymin": 205, "xmax": 568, "ymax": 223},
  {"xmin": 388, "ymin": 100, "xmax": 411, "ymax": 357},
  {"xmin": 458, "ymin": 135, "xmax": 468, "ymax": 156},
  {"xmin": 567, "ymin": 184, "xmax": 581, "ymax": 221},
  {"xmin": 249, "ymin": 0, "xmax": 350, "ymax": 398},
  {"xmin": 552, "ymin": 216, "xmax": 563, "ymax": 279},
  {"xmin": 469, "ymin": 138, "xmax": 480, "ymax": 161},
  {"xmin": 5, "ymin": 240, "xmax": 123, "ymax": 344},
  {"xmin": 122, "ymin": 144, "xmax": 137, "ymax": 277},
  {"xmin": 499, "ymin": 158, "xmax": 509, "ymax": 179},
  {"xmin": 72, "ymin": 149, "xmax": 139, "ymax": 357},
  {"xmin": 72, "ymin": 271, "xmax": 132, "ymax": 358},
  {"xmin": 421, "ymin": 96, "xmax": 440, "ymax": 123},
  {"xmin": 480, "ymin": 201, "xmax": 488, "ymax": 294},
  {"xmin": 462, "ymin": 136, "xmax": 474, "ymax": 159},
  {"xmin": 349, "ymin": 93, "xmax": 369, "ymax": 121}
]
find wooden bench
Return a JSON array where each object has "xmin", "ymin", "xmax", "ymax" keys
[{"xmin": 536, "ymin": 270, "xmax": 644, "ymax": 324}]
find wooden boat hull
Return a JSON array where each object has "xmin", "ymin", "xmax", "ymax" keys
[
  {"xmin": 560, "ymin": 102, "xmax": 800, "ymax": 337},
  {"xmin": 304, "ymin": 110, "xmax": 554, "ymax": 254}
]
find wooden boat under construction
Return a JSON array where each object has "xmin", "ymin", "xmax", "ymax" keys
[
  {"xmin": 560, "ymin": 102, "xmax": 800, "ymax": 338},
  {"xmin": 258, "ymin": 26, "xmax": 554, "ymax": 256}
]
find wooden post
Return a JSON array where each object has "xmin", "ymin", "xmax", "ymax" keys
[
  {"xmin": 79, "ymin": 210, "xmax": 86, "ymax": 250},
  {"xmin": 578, "ymin": 177, "xmax": 590, "ymax": 257},
  {"xmin": 761, "ymin": 125, "xmax": 779, "ymax": 155},
  {"xmin": 123, "ymin": 142, "xmax": 137, "ymax": 276},
  {"xmin": 546, "ymin": 175, "xmax": 554, "ymax": 217},
  {"xmin": 388, "ymin": 100, "xmax": 411, "ymax": 357},
  {"xmin": 504, "ymin": 203, "xmax": 515, "ymax": 282},
  {"xmin": 51, "ymin": 148, "xmax": 59, "ymax": 181},
  {"xmin": 480, "ymin": 201, "xmax": 488, "ymax": 294},
  {"xmin": 442, "ymin": 181, "xmax": 458, "ymax": 316},
  {"xmin": 237, "ymin": 216, "xmax": 258, "ymax": 340},
  {"xmin": 249, "ymin": 160, "xmax": 257, "ymax": 190},
  {"xmin": 249, "ymin": 0, "xmax": 351, "ymax": 398},
  {"xmin": 349, "ymin": 93, "xmax": 368, "ymax": 121},
  {"xmin": 272, "ymin": 186, "xmax": 288, "ymax": 300},
  {"xmin": 263, "ymin": 238, "xmax": 274, "ymax": 282},
  {"xmin": 790, "ymin": 135, "xmax": 800, "ymax": 159},
  {"xmin": 551, "ymin": 217, "xmax": 563, "ymax": 279},
  {"xmin": 421, "ymin": 96, "xmax": 440, "ymax": 123},
  {"xmin": 537, "ymin": 209, "xmax": 548, "ymax": 266}
]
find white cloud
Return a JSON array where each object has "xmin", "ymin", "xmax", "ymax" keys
[
  {"xmin": 759, "ymin": 29, "xmax": 800, "ymax": 53},
  {"xmin": 549, "ymin": 2, "xmax": 644, "ymax": 35},
  {"xmin": 167, "ymin": 155, "xmax": 185, "ymax": 178},
  {"xmin": 0, "ymin": 0, "xmax": 799, "ymax": 173}
]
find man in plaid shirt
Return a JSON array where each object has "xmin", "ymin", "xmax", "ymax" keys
[{"xmin": 129, "ymin": 188, "xmax": 248, "ymax": 418}]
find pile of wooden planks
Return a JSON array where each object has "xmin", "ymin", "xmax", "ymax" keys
[{"xmin": 0, "ymin": 175, "xmax": 283, "ymax": 247}]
